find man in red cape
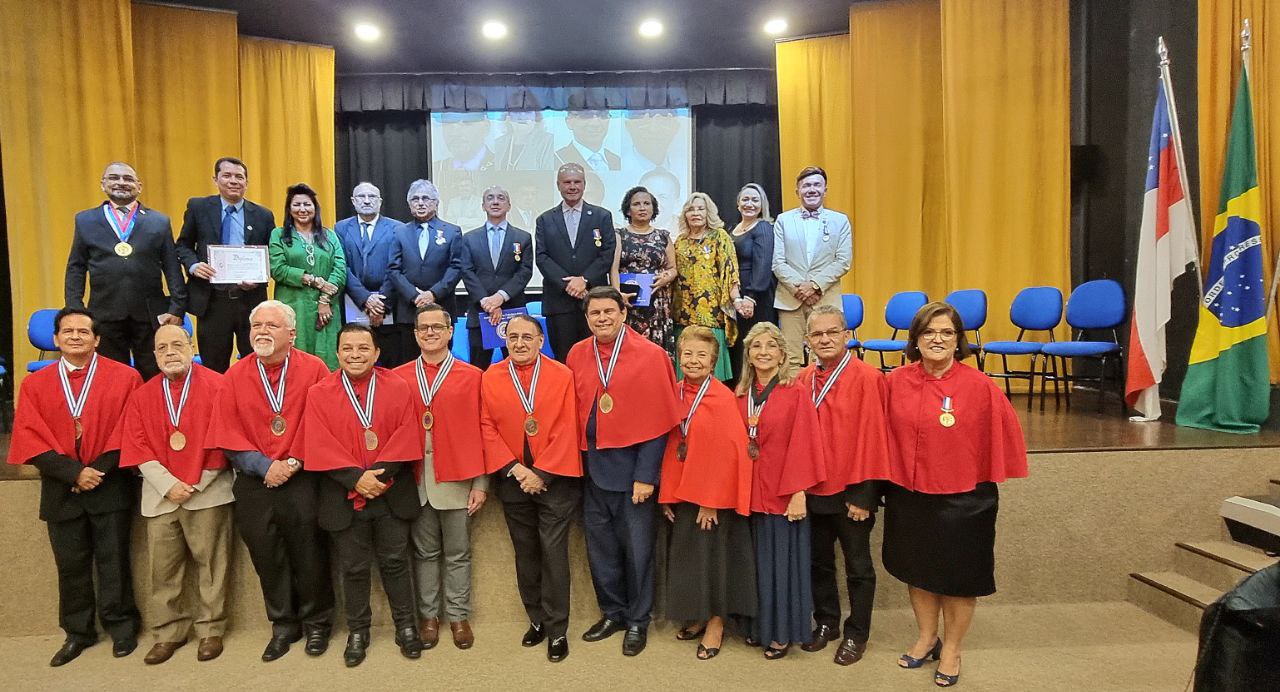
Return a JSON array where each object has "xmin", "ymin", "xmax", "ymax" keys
[
  {"xmin": 298, "ymin": 323, "xmax": 425, "ymax": 666},
  {"xmin": 392, "ymin": 305, "xmax": 488, "ymax": 650},
  {"xmin": 566, "ymin": 286, "xmax": 680, "ymax": 656},
  {"xmin": 8, "ymin": 308, "xmax": 143, "ymax": 666},
  {"xmin": 205, "ymin": 300, "xmax": 334, "ymax": 662},
  {"xmin": 797, "ymin": 305, "xmax": 893, "ymax": 665},
  {"xmin": 480, "ymin": 314, "xmax": 582, "ymax": 663},
  {"xmin": 120, "ymin": 325, "xmax": 233, "ymax": 664}
]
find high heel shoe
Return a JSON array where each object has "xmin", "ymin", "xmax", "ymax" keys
[
  {"xmin": 675, "ymin": 624, "xmax": 706, "ymax": 641},
  {"xmin": 898, "ymin": 638, "xmax": 942, "ymax": 669},
  {"xmin": 763, "ymin": 643, "xmax": 790, "ymax": 660},
  {"xmin": 696, "ymin": 643, "xmax": 720, "ymax": 660},
  {"xmin": 935, "ymin": 657, "xmax": 961, "ymax": 687}
]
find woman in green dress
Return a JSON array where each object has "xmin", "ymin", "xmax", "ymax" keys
[
  {"xmin": 673, "ymin": 192, "xmax": 742, "ymax": 381},
  {"xmin": 268, "ymin": 182, "xmax": 346, "ymax": 369}
]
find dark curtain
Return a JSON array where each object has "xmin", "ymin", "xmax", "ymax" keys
[
  {"xmin": 335, "ymin": 111, "xmax": 431, "ymax": 222},
  {"xmin": 693, "ymin": 104, "xmax": 782, "ymax": 226}
]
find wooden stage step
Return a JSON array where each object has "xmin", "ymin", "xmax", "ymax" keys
[
  {"xmin": 1176, "ymin": 540, "xmax": 1277, "ymax": 574},
  {"xmin": 1129, "ymin": 571, "xmax": 1222, "ymax": 609}
]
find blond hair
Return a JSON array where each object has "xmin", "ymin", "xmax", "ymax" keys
[
  {"xmin": 676, "ymin": 192, "xmax": 725, "ymax": 235},
  {"xmin": 736, "ymin": 322, "xmax": 797, "ymax": 396},
  {"xmin": 677, "ymin": 326, "xmax": 720, "ymax": 366}
]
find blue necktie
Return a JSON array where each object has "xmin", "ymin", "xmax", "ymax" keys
[
  {"xmin": 418, "ymin": 224, "xmax": 429, "ymax": 259},
  {"xmin": 489, "ymin": 226, "xmax": 503, "ymax": 267},
  {"xmin": 221, "ymin": 206, "xmax": 236, "ymax": 245},
  {"xmin": 360, "ymin": 222, "xmax": 371, "ymax": 246}
]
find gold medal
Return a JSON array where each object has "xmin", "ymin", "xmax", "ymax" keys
[
  {"xmin": 524, "ymin": 415, "xmax": 539, "ymax": 437},
  {"xmin": 747, "ymin": 439, "xmax": 760, "ymax": 459},
  {"xmin": 594, "ymin": 239, "xmax": 602, "ymax": 247},
  {"xmin": 364, "ymin": 428, "xmax": 379, "ymax": 451},
  {"xmin": 747, "ymin": 415, "xmax": 760, "ymax": 427},
  {"xmin": 422, "ymin": 409, "xmax": 435, "ymax": 431},
  {"xmin": 169, "ymin": 430, "xmax": 187, "ymax": 451},
  {"xmin": 74, "ymin": 418, "xmax": 83, "ymax": 440},
  {"xmin": 599, "ymin": 392, "xmax": 614, "ymax": 414},
  {"xmin": 677, "ymin": 439, "xmax": 688, "ymax": 461},
  {"xmin": 114, "ymin": 242, "xmax": 132, "ymax": 257},
  {"xmin": 270, "ymin": 414, "xmax": 287, "ymax": 436},
  {"xmin": 940, "ymin": 412, "xmax": 956, "ymax": 428}
]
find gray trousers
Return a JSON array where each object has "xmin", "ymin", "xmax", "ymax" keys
[{"xmin": 411, "ymin": 503, "xmax": 473, "ymax": 621}]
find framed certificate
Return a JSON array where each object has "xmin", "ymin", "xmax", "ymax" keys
[{"xmin": 208, "ymin": 244, "xmax": 269, "ymax": 284}]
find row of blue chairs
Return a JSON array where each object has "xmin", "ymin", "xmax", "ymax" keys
[{"xmin": 839, "ymin": 281, "xmax": 1126, "ymax": 412}]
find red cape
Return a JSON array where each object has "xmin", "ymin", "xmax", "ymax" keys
[
  {"xmin": 480, "ymin": 355, "xmax": 582, "ymax": 477},
  {"xmin": 738, "ymin": 380, "xmax": 828, "ymax": 514},
  {"xmin": 566, "ymin": 326, "xmax": 682, "ymax": 450},
  {"xmin": 296, "ymin": 368, "xmax": 423, "ymax": 470},
  {"xmin": 798, "ymin": 356, "xmax": 893, "ymax": 496},
  {"xmin": 885, "ymin": 361, "xmax": 1028, "ymax": 493},
  {"xmin": 120, "ymin": 364, "xmax": 227, "ymax": 484},
  {"xmin": 205, "ymin": 348, "xmax": 329, "ymax": 460},
  {"xmin": 658, "ymin": 378, "xmax": 752, "ymax": 515},
  {"xmin": 8, "ymin": 356, "xmax": 142, "ymax": 465},
  {"xmin": 392, "ymin": 357, "xmax": 488, "ymax": 483}
]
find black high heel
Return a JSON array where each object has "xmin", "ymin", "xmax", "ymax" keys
[
  {"xmin": 898, "ymin": 638, "xmax": 942, "ymax": 669},
  {"xmin": 675, "ymin": 624, "xmax": 706, "ymax": 641},
  {"xmin": 763, "ymin": 643, "xmax": 790, "ymax": 660},
  {"xmin": 935, "ymin": 657, "xmax": 961, "ymax": 687}
]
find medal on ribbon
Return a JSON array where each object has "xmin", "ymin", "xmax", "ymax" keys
[
  {"xmin": 939, "ymin": 395, "xmax": 956, "ymax": 428},
  {"xmin": 593, "ymin": 327, "xmax": 625, "ymax": 414},
  {"xmin": 435, "ymin": 229, "xmax": 447, "ymax": 245},
  {"xmin": 257, "ymin": 354, "xmax": 290, "ymax": 436},
  {"xmin": 677, "ymin": 377, "xmax": 712, "ymax": 462},
  {"xmin": 341, "ymin": 371, "xmax": 380, "ymax": 451},
  {"xmin": 513, "ymin": 242, "xmax": 522, "ymax": 262},
  {"xmin": 103, "ymin": 203, "xmax": 139, "ymax": 257},
  {"xmin": 163, "ymin": 368, "xmax": 193, "ymax": 451},
  {"xmin": 415, "ymin": 353, "xmax": 455, "ymax": 431},
  {"xmin": 508, "ymin": 356, "xmax": 541, "ymax": 437},
  {"xmin": 58, "ymin": 354, "xmax": 99, "ymax": 441},
  {"xmin": 811, "ymin": 350, "xmax": 852, "ymax": 408},
  {"xmin": 593, "ymin": 228, "xmax": 602, "ymax": 247}
]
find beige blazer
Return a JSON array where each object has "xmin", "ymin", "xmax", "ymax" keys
[
  {"xmin": 417, "ymin": 433, "xmax": 490, "ymax": 511},
  {"xmin": 771, "ymin": 207, "xmax": 853, "ymax": 311}
]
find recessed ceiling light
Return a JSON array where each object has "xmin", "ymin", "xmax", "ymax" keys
[
  {"xmin": 638, "ymin": 18, "xmax": 663, "ymax": 38},
  {"xmin": 764, "ymin": 18, "xmax": 788, "ymax": 36},
  {"xmin": 482, "ymin": 20, "xmax": 509, "ymax": 40},
  {"xmin": 353, "ymin": 22, "xmax": 381, "ymax": 42}
]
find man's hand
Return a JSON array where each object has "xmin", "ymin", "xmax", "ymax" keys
[
  {"xmin": 354, "ymin": 468, "xmax": 387, "ymax": 499},
  {"xmin": 190, "ymin": 262, "xmax": 216, "ymax": 280},
  {"xmin": 785, "ymin": 491, "xmax": 807, "ymax": 522},
  {"xmin": 661, "ymin": 504, "xmax": 675, "ymax": 523},
  {"xmin": 793, "ymin": 283, "xmax": 814, "ymax": 303},
  {"xmin": 696, "ymin": 506, "xmax": 719, "ymax": 531},
  {"xmin": 847, "ymin": 503, "xmax": 871, "ymax": 521},
  {"xmin": 369, "ymin": 312, "xmax": 385, "ymax": 328},
  {"xmin": 632, "ymin": 481, "xmax": 655, "ymax": 505},
  {"xmin": 75, "ymin": 467, "xmax": 105, "ymax": 492},
  {"xmin": 564, "ymin": 276, "xmax": 588, "ymax": 299},
  {"xmin": 157, "ymin": 313, "xmax": 182, "ymax": 327},
  {"xmin": 237, "ymin": 281, "xmax": 258, "ymax": 291},
  {"xmin": 415, "ymin": 290, "xmax": 436, "ymax": 307},
  {"xmin": 165, "ymin": 481, "xmax": 196, "ymax": 505},
  {"xmin": 365, "ymin": 294, "xmax": 386, "ymax": 315},
  {"xmin": 487, "ymin": 307, "xmax": 503, "ymax": 325},
  {"xmin": 263, "ymin": 459, "xmax": 292, "ymax": 488},
  {"xmin": 466, "ymin": 489, "xmax": 487, "ymax": 516},
  {"xmin": 512, "ymin": 465, "xmax": 546, "ymax": 495},
  {"xmin": 479, "ymin": 294, "xmax": 504, "ymax": 312}
]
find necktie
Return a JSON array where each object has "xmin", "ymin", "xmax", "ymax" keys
[
  {"xmin": 221, "ymin": 206, "xmax": 236, "ymax": 245},
  {"xmin": 588, "ymin": 152, "xmax": 606, "ymax": 170},
  {"xmin": 801, "ymin": 209, "xmax": 820, "ymax": 220},
  {"xmin": 489, "ymin": 226, "xmax": 503, "ymax": 267},
  {"xmin": 566, "ymin": 208, "xmax": 579, "ymax": 248},
  {"xmin": 418, "ymin": 224, "xmax": 429, "ymax": 259},
  {"xmin": 360, "ymin": 222, "xmax": 371, "ymax": 245}
]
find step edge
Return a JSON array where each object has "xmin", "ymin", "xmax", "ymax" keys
[
  {"xmin": 1129, "ymin": 571, "xmax": 1220, "ymax": 609},
  {"xmin": 1175, "ymin": 541, "xmax": 1275, "ymax": 574}
]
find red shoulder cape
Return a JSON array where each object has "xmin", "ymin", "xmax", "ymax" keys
[
  {"xmin": 205, "ymin": 349, "xmax": 328, "ymax": 460},
  {"xmin": 658, "ymin": 378, "xmax": 752, "ymax": 515},
  {"xmin": 739, "ymin": 381, "xmax": 828, "ymax": 514},
  {"xmin": 8, "ymin": 356, "xmax": 142, "ymax": 465},
  {"xmin": 392, "ymin": 358, "xmax": 487, "ymax": 483},
  {"xmin": 798, "ymin": 357, "xmax": 893, "ymax": 496},
  {"xmin": 566, "ymin": 326, "xmax": 682, "ymax": 450},
  {"xmin": 480, "ymin": 355, "xmax": 582, "ymax": 477},
  {"xmin": 120, "ymin": 364, "xmax": 227, "ymax": 484}
]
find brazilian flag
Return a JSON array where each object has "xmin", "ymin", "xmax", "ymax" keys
[{"xmin": 1176, "ymin": 64, "xmax": 1270, "ymax": 433}]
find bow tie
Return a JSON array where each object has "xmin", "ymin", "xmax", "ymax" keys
[{"xmin": 801, "ymin": 210, "xmax": 821, "ymax": 220}]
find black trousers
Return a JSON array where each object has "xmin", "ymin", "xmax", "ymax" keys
[
  {"xmin": 371, "ymin": 323, "xmax": 404, "ymax": 368},
  {"xmin": 810, "ymin": 510, "xmax": 877, "ymax": 643},
  {"xmin": 467, "ymin": 326, "xmax": 508, "ymax": 370},
  {"xmin": 197, "ymin": 291, "xmax": 254, "ymax": 373},
  {"xmin": 46, "ymin": 509, "xmax": 140, "ymax": 644},
  {"xmin": 545, "ymin": 311, "xmax": 589, "ymax": 362},
  {"xmin": 97, "ymin": 317, "xmax": 158, "ymax": 380},
  {"xmin": 331, "ymin": 500, "xmax": 416, "ymax": 633},
  {"xmin": 497, "ymin": 474, "xmax": 581, "ymax": 638},
  {"xmin": 233, "ymin": 476, "xmax": 335, "ymax": 638},
  {"xmin": 582, "ymin": 481, "xmax": 657, "ymax": 628}
]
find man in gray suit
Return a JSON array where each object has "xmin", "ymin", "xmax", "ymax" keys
[{"xmin": 772, "ymin": 166, "xmax": 853, "ymax": 366}]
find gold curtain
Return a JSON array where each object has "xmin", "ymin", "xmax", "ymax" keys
[
  {"xmin": 1198, "ymin": 1, "xmax": 1280, "ymax": 380},
  {"xmin": 238, "ymin": 37, "xmax": 336, "ymax": 228},
  {"xmin": 0, "ymin": 0, "xmax": 136, "ymax": 372},
  {"xmin": 849, "ymin": 0, "xmax": 947, "ymax": 336},
  {"xmin": 131, "ymin": 3, "xmax": 241, "ymax": 222}
]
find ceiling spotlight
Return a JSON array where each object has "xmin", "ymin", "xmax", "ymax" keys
[
  {"xmin": 482, "ymin": 20, "xmax": 509, "ymax": 40},
  {"xmin": 763, "ymin": 18, "xmax": 788, "ymax": 36},
  {"xmin": 353, "ymin": 22, "xmax": 382, "ymax": 42},
  {"xmin": 638, "ymin": 18, "xmax": 663, "ymax": 38}
]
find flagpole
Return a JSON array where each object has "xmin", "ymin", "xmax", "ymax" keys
[{"xmin": 1157, "ymin": 36, "xmax": 1203, "ymax": 303}]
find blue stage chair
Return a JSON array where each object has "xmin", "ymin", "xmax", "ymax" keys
[
  {"xmin": 1039, "ymin": 279, "xmax": 1126, "ymax": 414},
  {"xmin": 862, "ymin": 291, "xmax": 928, "ymax": 371},
  {"xmin": 450, "ymin": 317, "xmax": 471, "ymax": 363},
  {"xmin": 180, "ymin": 315, "xmax": 204, "ymax": 366},
  {"xmin": 841, "ymin": 294, "xmax": 865, "ymax": 358},
  {"xmin": 981, "ymin": 286, "xmax": 1063, "ymax": 409},
  {"xmin": 526, "ymin": 301, "xmax": 543, "ymax": 316},
  {"xmin": 534, "ymin": 316, "xmax": 555, "ymax": 358},
  {"xmin": 26, "ymin": 309, "xmax": 60, "ymax": 373},
  {"xmin": 945, "ymin": 289, "xmax": 987, "ymax": 367}
]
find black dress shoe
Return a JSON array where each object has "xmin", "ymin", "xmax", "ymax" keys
[
  {"xmin": 581, "ymin": 617, "xmax": 625, "ymax": 642},
  {"xmin": 395, "ymin": 626, "xmax": 424, "ymax": 659},
  {"xmin": 261, "ymin": 632, "xmax": 301, "ymax": 662},
  {"xmin": 547, "ymin": 636, "xmax": 569, "ymax": 662},
  {"xmin": 621, "ymin": 626, "xmax": 648, "ymax": 656},
  {"xmin": 49, "ymin": 639, "xmax": 92, "ymax": 667},
  {"xmin": 112, "ymin": 638, "xmax": 137, "ymax": 658},
  {"xmin": 521, "ymin": 622, "xmax": 546, "ymax": 648},
  {"xmin": 801, "ymin": 624, "xmax": 838, "ymax": 652},
  {"xmin": 304, "ymin": 630, "xmax": 330, "ymax": 656},
  {"xmin": 344, "ymin": 632, "xmax": 370, "ymax": 668}
]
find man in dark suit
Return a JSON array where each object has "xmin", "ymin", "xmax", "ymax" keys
[
  {"xmin": 176, "ymin": 157, "xmax": 276, "ymax": 373},
  {"xmin": 556, "ymin": 110, "xmax": 621, "ymax": 172},
  {"xmin": 335, "ymin": 182, "xmax": 404, "ymax": 366},
  {"xmin": 389, "ymin": 179, "xmax": 463, "ymax": 360},
  {"xmin": 65, "ymin": 162, "xmax": 187, "ymax": 380},
  {"xmin": 534, "ymin": 163, "xmax": 616, "ymax": 360},
  {"xmin": 458, "ymin": 186, "xmax": 534, "ymax": 369}
]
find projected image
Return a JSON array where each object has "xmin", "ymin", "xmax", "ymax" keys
[{"xmin": 431, "ymin": 108, "xmax": 692, "ymax": 287}]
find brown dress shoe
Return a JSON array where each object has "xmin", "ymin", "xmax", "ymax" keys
[
  {"xmin": 144, "ymin": 640, "xmax": 186, "ymax": 665},
  {"xmin": 833, "ymin": 638, "xmax": 866, "ymax": 666},
  {"xmin": 197, "ymin": 636, "xmax": 224, "ymax": 661},
  {"xmin": 419, "ymin": 618, "xmax": 440, "ymax": 650},
  {"xmin": 450, "ymin": 620, "xmax": 475, "ymax": 650}
]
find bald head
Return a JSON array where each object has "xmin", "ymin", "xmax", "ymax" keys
[{"xmin": 154, "ymin": 324, "xmax": 194, "ymax": 378}]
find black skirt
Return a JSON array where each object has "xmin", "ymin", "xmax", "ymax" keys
[
  {"xmin": 751, "ymin": 513, "xmax": 813, "ymax": 645},
  {"xmin": 663, "ymin": 503, "xmax": 757, "ymax": 623},
  {"xmin": 882, "ymin": 482, "xmax": 999, "ymax": 598}
]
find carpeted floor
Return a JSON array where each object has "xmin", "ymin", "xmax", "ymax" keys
[{"xmin": 0, "ymin": 602, "xmax": 1196, "ymax": 691}]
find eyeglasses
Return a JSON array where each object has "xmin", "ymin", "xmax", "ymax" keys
[
  {"xmin": 921, "ymin": 329, "xmax": 958, "ymax": 341},
  {"xmin": 353, "ymin": 194, "xmax": 381, "ymax": 201},
  {"xmin": 414, "ymin": 324, "xmax": 450, "ymax": 334},
  {"xmin": 806, "ymin": 328, "xmax": 845, "ymax": 340},
  {"xmin": 409, "ymin": 196, "xmax": 438, "ymax": 204}
]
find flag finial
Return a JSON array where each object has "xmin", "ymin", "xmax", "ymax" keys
[
  {"xmin": 1157, "ymin": 36, "xmax": 1169, "ymax": 66},
  {"xmin": 1242, "ymin": 18, "xmax": 1252, "ymax": 52}
]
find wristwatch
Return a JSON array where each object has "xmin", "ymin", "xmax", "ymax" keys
[{"xmin": 287, "ymin": 458, "xmax": 301, "ymax": 471}]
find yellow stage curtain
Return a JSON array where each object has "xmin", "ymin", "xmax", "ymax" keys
[
  {"xmin": 849, "ymin": 0, "xmax": 947, "ymax": 337},
  {"xmin": 940, "ymin": 0, "xmax": 1071, "ymax": 348},
  {"xmin": 0, "ymin": 0, "xmax": 136, "ymax": 372},
  {"xmin": 1199, "ymin": 1, "xmax": 1280, "ymax": 380},
  {"xmin": 238, "ymin": 37, "xmax": 336, "ymax": 228},
  {"xmin": 131, "ymin": 3, "xmax": 241, "ymax": 223}
]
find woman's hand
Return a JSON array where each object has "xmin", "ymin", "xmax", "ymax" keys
[
  {"xmin": 785, "ymin": 491, "xmax": 807, "ymax": 522},
  {"xmin": 735, "ymin": 297, "xmax": 755, "ymax": 319},
  {"xmin": 317, "ymin": 301, "xmax": 333, "ymax": 327},
  {"xmin": 320, "ymin": 280, "xmax": 339, "ymax": 296},
  {"xmin": 847, "ymin": 503, "xmax": 871, "ymax": 521},
  {"xmin": 696, "ymin": 506, "xmax": 719, "ymax": 531},
  {"xmin": 662, "ymin": 504, "xmax": 675, "ymax": 523}
]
